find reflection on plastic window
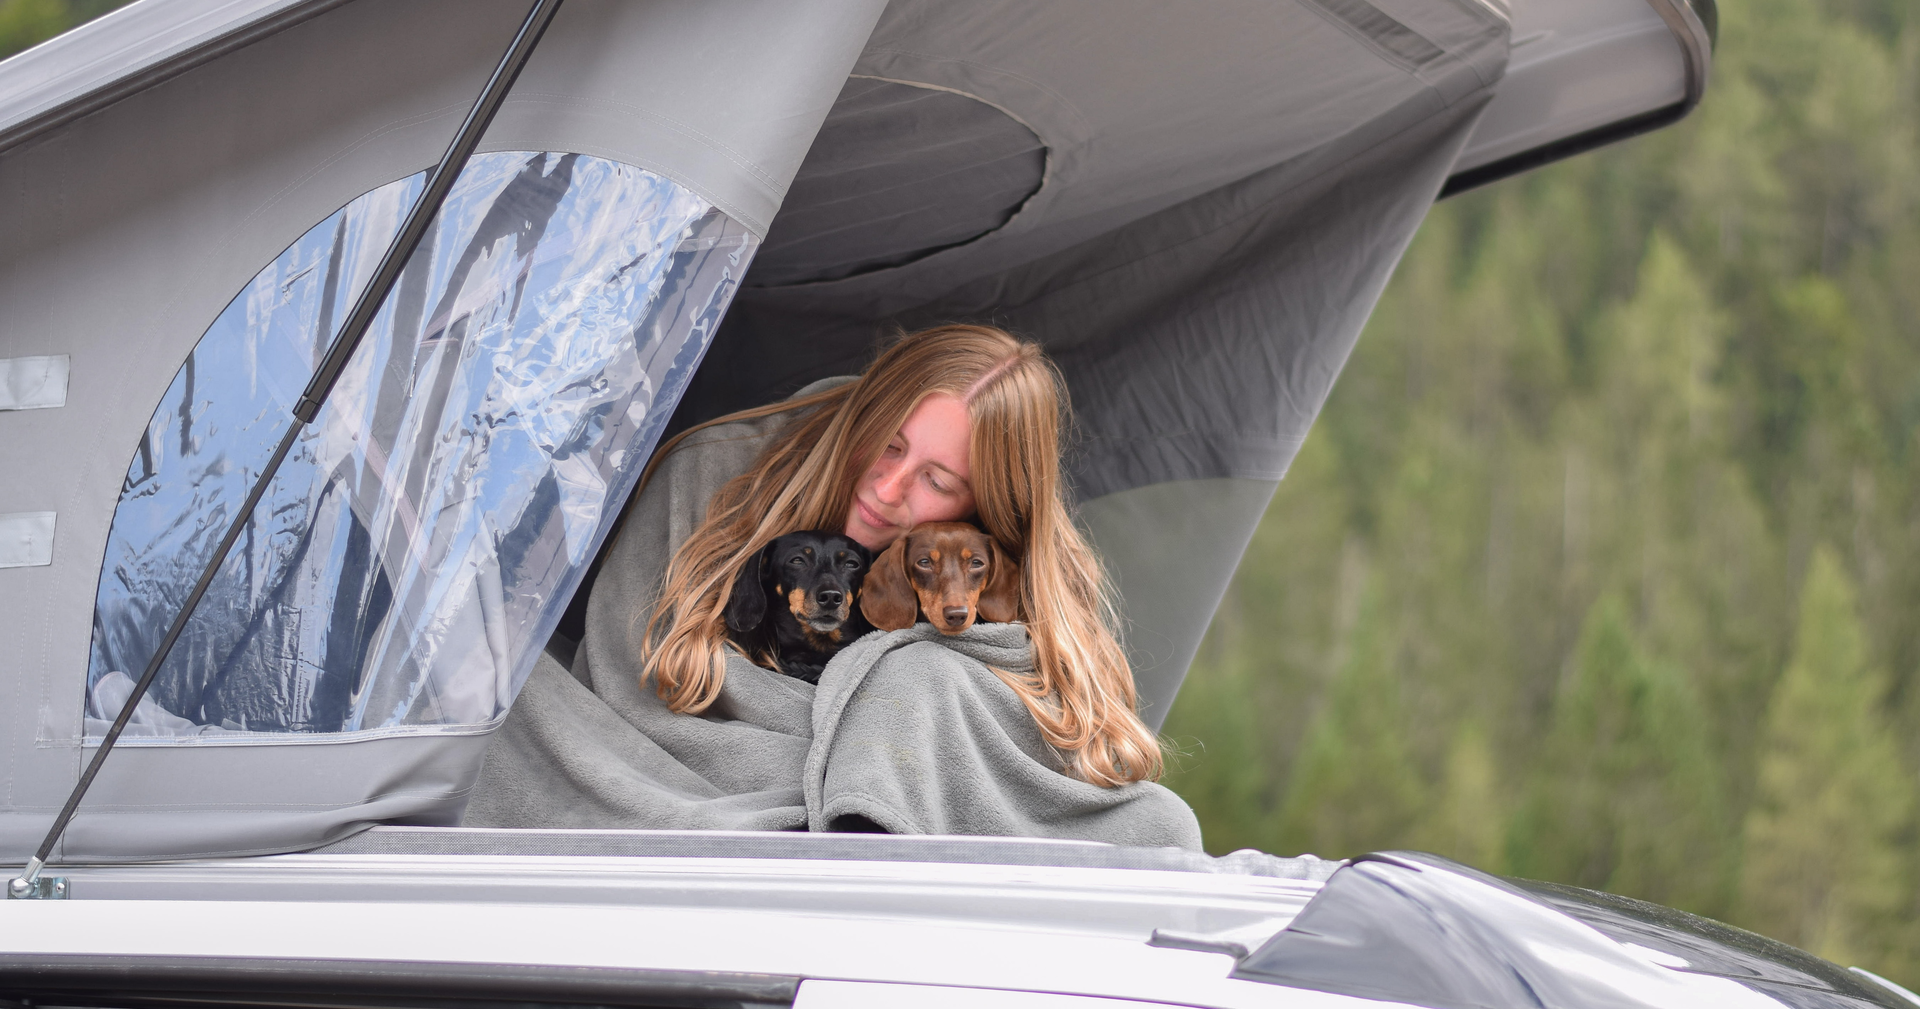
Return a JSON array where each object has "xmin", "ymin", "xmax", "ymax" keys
[{"xmin": 88, "ymin": 152, "xmax": 756, "ymax": 738}]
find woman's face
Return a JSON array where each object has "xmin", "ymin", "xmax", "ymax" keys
[{"xmin": 845, "ymin": 392, "xmax": 975, "ymax": 551}]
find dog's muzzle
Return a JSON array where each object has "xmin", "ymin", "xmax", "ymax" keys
[{"xmin": 800, "ymin": 588, "xmax": 851, "ymax": 631}]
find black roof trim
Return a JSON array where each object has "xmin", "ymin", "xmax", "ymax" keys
[
  {"xmin": 1439, "ymin": 100, "xmax": 1687, "ymax": 198},
  {"xmin": 0, "ymin": 955, "xmax": 796, "ymax": 1009},
  {"xmin": 1439, "ymin": 0, "xmax": 1716, "ymax": 198}
]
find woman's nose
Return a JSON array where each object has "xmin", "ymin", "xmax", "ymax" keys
[{"xmin": 870, "ymin": 459, "xmax": 909, "ymax": 503}]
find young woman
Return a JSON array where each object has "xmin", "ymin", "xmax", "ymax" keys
[
  {"xmin": 643, "ymin": 324, "xmax": 1161, "ymax": 786},
  {"xmin": 467, "ymin": 324, "xmax": 1196, "ymax": 845}
]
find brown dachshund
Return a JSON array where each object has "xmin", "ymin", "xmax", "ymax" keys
[{"xmin": 860, "ymin": 522, "xmax": 1022, "ymax": 634}]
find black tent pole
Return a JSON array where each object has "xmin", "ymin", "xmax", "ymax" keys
[{"xmin": 7, "ymin": 0, "xmax": 564, "ymax": 900}]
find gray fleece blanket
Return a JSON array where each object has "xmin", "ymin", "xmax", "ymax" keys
[{"xmin": 465, "ymin": 383, "xmax": 1202, "ymax": 849}]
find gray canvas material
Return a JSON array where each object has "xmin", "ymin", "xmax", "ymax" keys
[
  {"xmin": 466, "ymin": 391, "xmax": 1201, "ymax": 849},
  {"xmin": 752, "ymin": 77, "xmax": 1045, "ymax": 286},
  {"xmin": 677, "ymin": 1, "xmax": 1507, "ymax": 716},
  {"xmin": 1079, "ymin": 479, "xmax": 1281, "ymax": 728},
  {"xmin": 690, "ymin": 6, "xmax": 1507, "ymax": 492},
  {"xmin": 1, "ymin": 731, "xmax": 494, "ymax": 864},
  {"xmin": 0, "ymin": 0, "xmax": 331, "ymax": 151},
  {"xmin": 0, "ymin": 0, "xmax": 1516, "ymax": 860},
  {"xmin": 0, "ymin": 0, "xmax": 885, "ymax": 236},
  {"xmin": 0, "ymin": 0, "xmax": 884, "ymax": 863}
]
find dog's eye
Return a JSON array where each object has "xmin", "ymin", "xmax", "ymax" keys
[
  {"xmin": 915, "ymin": 557, "xmax": 933, "ymax": 569},
  {"xmin": 788, "ymin": 557, "xmax": 806, "ymax": 567},
  {"xmin": 970, "ymin": 558, "xmax": 986, "ymax": 570}
]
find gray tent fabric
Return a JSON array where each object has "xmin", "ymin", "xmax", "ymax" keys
[
  {"xmin": 0, "ymin": 0, "xmax": 1522, "ymax": 862},
  {"xmin": 466, "ymin": 387, "xmax": 1201, "ymax": 848},
  {"xmin": 752, "ymin": 77, "xmax": 1046, "ymax": 286},
  {"xmin": 0, "ymin": 0, "xmax": 887, "ymax": 863},
  {"xmin": 1080, "ymin": 479, "xmax": 1282, "ymax": 726},
  {"xmin": 672, "ymin": 0, "xmax": 1508, "ymax": 722}
]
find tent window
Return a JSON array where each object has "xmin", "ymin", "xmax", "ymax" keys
[{"xmin": 87, "ymin": 152, "xmax": 755, "ymax": 738}]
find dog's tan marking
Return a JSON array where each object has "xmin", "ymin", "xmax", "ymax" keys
[
  {"xmin": 787, "ymin": 587, "xmax": 807, "ymax": 619},
  {"xmin": 801, "ymin": 626, "xmax": 843, "ymax": 650}
]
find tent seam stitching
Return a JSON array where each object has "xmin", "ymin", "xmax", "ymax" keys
[{"xmin": 856, "ymin": 47, "xmax": 1094, "ymax": 140}]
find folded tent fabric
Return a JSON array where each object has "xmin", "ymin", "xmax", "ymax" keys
[{"xmin": 465, "ymin": 380, "xmax": 1202, "ymax": 849}]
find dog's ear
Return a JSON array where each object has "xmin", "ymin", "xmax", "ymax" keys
[
  {"xmin": 860, "ymin": 537, "xmax": 918, "ymax": 630},
  {"xmin": 723, "ymin": 542, "xmax": 773, "ymax": 633},
  {"xmin": 977, "ymin": 539, "xmax": 1023, "ymax": 624}
]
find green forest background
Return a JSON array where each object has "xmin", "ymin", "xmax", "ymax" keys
[
  {"xmin": 1159, "ymin": 0, "xmax": 1920, "ymax": 988},
  {"xmin": 6, "ymin": 0, "xmax": 1918, "ymax": 988}
]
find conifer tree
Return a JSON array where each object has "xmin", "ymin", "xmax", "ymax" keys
[
  {"xmin": 1507, "ymin": 596, "xmax": 1731, "ymax": 916},
  {"xmin": 1274, "ymin": 580, "xmax": 1423, "ymax": 858},
  {"xmin": 1152, "ymin": 0, "xmax": 1920, "ymax": 974},
  {"xmin": 1414, "ymin": 720, "xmax": 1506, "ymax": 872},
  {"xmin": 1739, "ymin": 547, "xmax": 1910, "ymax": 971},
  {"xmin": 1161, "ymin": 648, "xmax": 1272, "ymax": 854}
]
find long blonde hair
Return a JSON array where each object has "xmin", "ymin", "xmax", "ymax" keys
[{"xmin": 639, "ymin": 324, "xmax": 1163, "ymax": 785}]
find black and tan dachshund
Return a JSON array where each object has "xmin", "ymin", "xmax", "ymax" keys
[{"xmin": 724, "ymin": 531, "xmax": 875, "ymax": 684}]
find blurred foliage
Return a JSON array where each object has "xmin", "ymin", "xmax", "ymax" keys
[
  {"xmin": 1163, "ymin": 0, "xmax": 1920, "ymax": 984},
  {"xmin": 0, "ymin": 0, "xmax": 128, "ymax": 61}
]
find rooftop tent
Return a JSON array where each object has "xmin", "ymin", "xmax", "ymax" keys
[
  {"xmin": 656, "ymin": 0, "xmax": 1712, "ymax": 720},
  {"xmin": 0, "ymin": 0, "xmax": 1712, "ymax": 863}
]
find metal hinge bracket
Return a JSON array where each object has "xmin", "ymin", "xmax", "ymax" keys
[{"xmin": 6, "ymin": 874, "xmax": 67, "ymax": 899}]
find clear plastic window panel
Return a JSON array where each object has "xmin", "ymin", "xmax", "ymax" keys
[{"xmin": 88, "ymin": 152, "xmax": 756, "ymax": 738}]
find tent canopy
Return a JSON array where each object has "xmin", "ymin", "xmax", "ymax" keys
[{"xmin": 0, "ymin": 0, "xmax": 1712, "ymax": 862}]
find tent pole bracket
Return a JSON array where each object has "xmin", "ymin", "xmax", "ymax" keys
[{"xmin": 5, "ymin": 862, "xmax": 65, "ymax": 899}]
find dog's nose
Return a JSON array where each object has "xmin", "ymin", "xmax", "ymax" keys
[
  {"xmin": 943, "ymin": 606, "xmax": 969, "ymax": 626},
  {"xmin": 817, "ymin": 589, "xmax": 843, "ymax": 608}
]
